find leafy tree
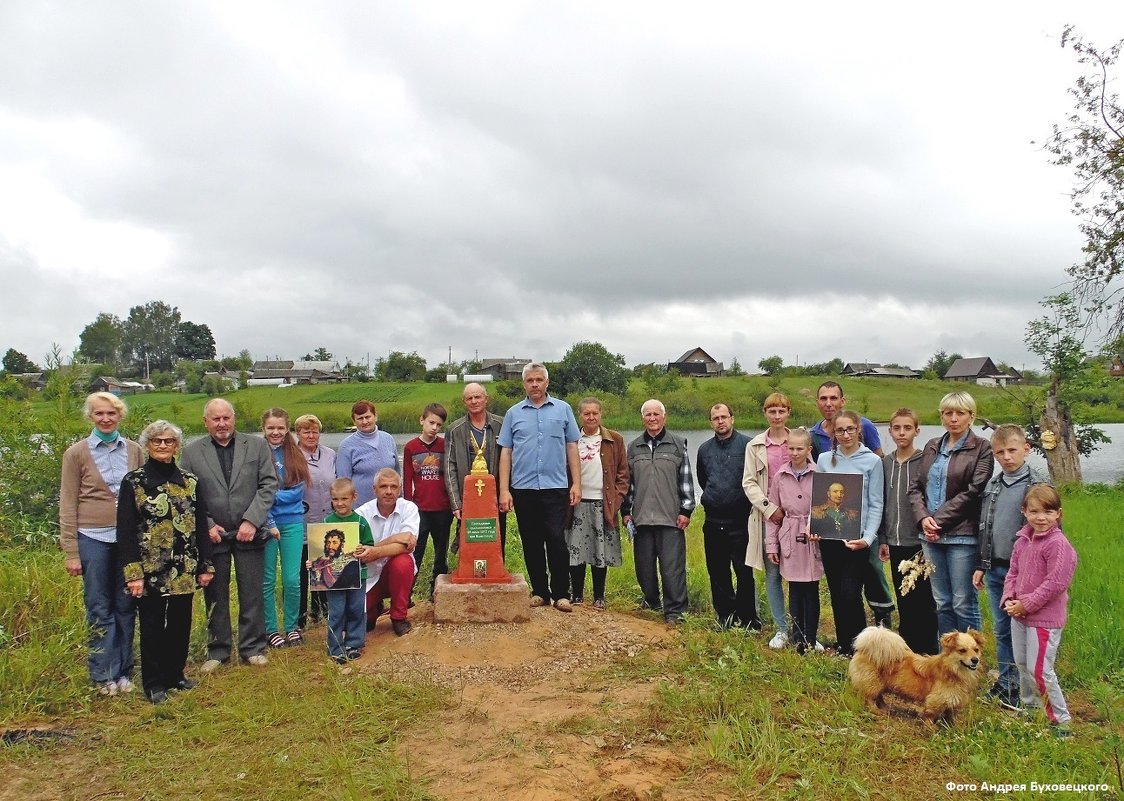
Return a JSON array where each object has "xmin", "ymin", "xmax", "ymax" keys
[
  {"xmin": 1039, "ymin": 28, "xmax": 1124, "ymax": 338},
  {"xmin": 726, "ymin": 357, "xmax": 745, "ymax": 377},
  {"xmin": 175, "ymin": 321, "xmax": 216, "ymax": 361},
  {"xmin": 377, "ymin": 351, "xmax": 427, "ymax": 382},
  {"xmin": 1, "ymin": 348, "xmax": 38, "ymax": 375},
  {"xmin": 344, "ymin": 359, "xmax": 371, "ymax": 382},
  {"xmin": 121, "ymin": 301, "xmax": 182, "ymax": 374},
  {"xmin": 221, "ymin": 350, "xmax": 253, "ymax": 371},
  {"xmin": 639, "ymin": 364, "xmax": 680, "ymax": 395},
  {"xmin": 77, "ymin": 313, "xmax": 124, "ymax": 368},
  {"xmin": 923, "ymin": 350, "xmax": 962, "ymax": 378},
  {"xmin": 424, "ymin": 367, "xmax": 449, "ymax": 383},
  {"xmin": 552, "ymin": 341, "xmax": 629, "ymax": 396},
  {"xmin": 1024, "ymin": 293, "xmax": 1108, "ymax": 483},
  {"xmin": 757, "ymin": 355, "xmax": 784, "ymax": 376},
  {"xmin": 174, "ymin": 360, "xmax": 205, "ymax": 394}
]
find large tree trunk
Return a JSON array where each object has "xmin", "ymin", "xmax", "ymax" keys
[{"xmin": 1039, "ymin": 379, "xmax": 1082, "ymax": 484}]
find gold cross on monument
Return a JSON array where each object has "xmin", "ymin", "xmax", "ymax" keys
[{"xmin": 474, "ymin": 479, "xmax": 485, "ymax": 497}]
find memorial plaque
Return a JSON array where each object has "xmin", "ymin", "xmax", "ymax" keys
[{"xmin": 465, "ymin": 518, "xmax": 497, "ymax": 543}]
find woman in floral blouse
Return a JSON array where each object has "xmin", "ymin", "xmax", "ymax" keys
[{"xmin": 117, "ymin": 420, "xmax": 214, "ymax": 704}]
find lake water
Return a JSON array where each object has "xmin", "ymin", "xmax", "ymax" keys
[{"xmin": 315, "ymin": 423, "xmax": 1124, "ymax": 486}]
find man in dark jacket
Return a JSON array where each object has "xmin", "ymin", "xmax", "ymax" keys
[
  {"xmin": 180, "ymin": 398, "xmax": 277, "ymax": 671},
  {"xmin": 696, "ymin": 403, "xmax": 761, "ymax": 630}
]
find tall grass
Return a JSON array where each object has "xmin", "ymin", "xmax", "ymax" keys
[{"xmin": 0, "ymin": 548, "xmax": 92, "ymax": 720}]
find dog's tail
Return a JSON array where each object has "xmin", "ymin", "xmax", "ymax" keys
[{"xmin": 852, "ymin": 626, "xmax": 910, "ymax": 668}]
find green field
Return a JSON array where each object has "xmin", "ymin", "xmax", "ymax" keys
[{"xmin": 59, "ymin": 373, "xmax": 1124, "ymax": 436}]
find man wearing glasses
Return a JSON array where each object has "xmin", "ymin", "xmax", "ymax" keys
[{"xmin": 808, "ymin": 381, "xmax": 894, "ymax": 628}]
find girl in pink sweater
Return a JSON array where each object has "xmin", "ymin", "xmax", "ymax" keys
[{"xmin": 1002, "ymin": 485, "xmax": 1078, "ymax": 735}]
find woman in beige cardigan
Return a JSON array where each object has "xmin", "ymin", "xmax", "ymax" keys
[
  {"xmin": 59, "ymin": 392, "xmax": 143, "ymax": 695},
  {"xmin": 742, "ymin": 392, "xmax": 793, "ymax": 649}
]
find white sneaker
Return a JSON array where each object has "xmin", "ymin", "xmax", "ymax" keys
[
  {"xmin": 813, "ymin": 641, "xmax": 825, "ymax": 652},
  {"xmin": 768, "ymin": 631, "xmax": 789, "ymax": 650},
  {"xmin": 98, "ymin": 680, "xmax": 118, "ymax": 696},
  {"xmin": 200, "ymin": 659, "xmax": 224, "ymax": 674},
  {"xmin": 245, "ymin": 654, "xmax": 269, "ymax": 666},
  {"xmin": 115, "ymin": 677, "xmax": 134, "ymax": 694}
]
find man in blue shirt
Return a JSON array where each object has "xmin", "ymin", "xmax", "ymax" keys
[{"xmin": 498, "ymin": 363, "xmax": 581, "ymax": 611}]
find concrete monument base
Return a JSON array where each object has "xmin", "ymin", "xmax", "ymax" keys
[{"xmin": 433, "ymin": 573, "xmax": 531, "ymax": 624}]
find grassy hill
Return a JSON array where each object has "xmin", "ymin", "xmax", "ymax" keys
[{"xmin": 75, "ymin": 374, "xmax": 1124, "ymax": 435}]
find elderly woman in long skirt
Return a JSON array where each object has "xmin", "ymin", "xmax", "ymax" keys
[{"xmin": 564, "ymin": 397, "xmax": 630, "ymax": 609}]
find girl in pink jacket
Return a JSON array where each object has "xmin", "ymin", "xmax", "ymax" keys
[
  {"xmin": 766, "ymin": 429, "xmax": 823, "ymax": 654},
  {"xmin": 1002, "ymin": 485, "xmax": 1078, "ymax": 735}
]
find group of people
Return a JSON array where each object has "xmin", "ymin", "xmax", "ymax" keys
[{"xmin": 60, "ymin": 371, "xmax": 1079, "ymax": 733}]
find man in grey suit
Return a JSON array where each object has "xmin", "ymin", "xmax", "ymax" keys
[
  {"xmin": 443, "ymin": 382, "xmax": 508, "ymax": 555},
  {"xmin": 180, "ymin": 398, "xmax": 277, "ymax": 670}
]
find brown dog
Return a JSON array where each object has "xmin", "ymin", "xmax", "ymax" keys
[{"xmin": 848, "ymin": 626, "xmax": 985, "ymax": 723}]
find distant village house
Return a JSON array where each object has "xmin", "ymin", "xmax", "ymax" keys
[
  {"xmin": 841, "ymin": 362, "xmax": 920, "ymax": 379},
  {"xmin": 942, "ymin": 357, "xmax": 1020, "ymax": 387},
  {"xmin": 668, "ymin": 347, "xmax": 724, "ymax": 378},
  {"xmin": 478, "ymin": 358, "xmax": 531, "ymax": 382},
  {"xmin": 246, "ymin": 360, "xmax": 344, "ymax": 387}
]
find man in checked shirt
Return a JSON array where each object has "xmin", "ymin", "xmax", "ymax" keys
[{"xmin": 621, "ymin": 399, "xmax": 696, "ymax": 625}]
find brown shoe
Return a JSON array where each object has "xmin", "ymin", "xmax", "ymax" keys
[
  {"xmin": 391, "ymin": 618, "xmax": 412, "ymax": 636},
  {"xmin": 554, "ymin": 598, "xmax": 573, "ymax": 613},
  {"xmin": 529, "ymin": 595, "xmax": 546, "ymax": 607}
]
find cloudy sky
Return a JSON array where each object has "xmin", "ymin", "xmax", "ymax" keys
[{"xmin": 1, "ymin": 2, "xmax": 1121, "ymax": 374}]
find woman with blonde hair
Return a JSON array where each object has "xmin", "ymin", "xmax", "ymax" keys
[
  {"xmin": 908, "ymin": 391, "xmax": 994, "ymax": 634},
  {"xmin": 742, "ymin": 392, "xmax": 793, "ymax": 648},
  {"xmin": 59, "ymin": 392, "xmax": 144, "ymax": 695}
]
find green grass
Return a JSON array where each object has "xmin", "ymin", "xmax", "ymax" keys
[
  {"xmin": 33, "ymin": 373, "xmax": 1124, "ymax": 436},
  {"xmin": 3, "ymin": 492, "xmax": 1122, "ymax": 800}
]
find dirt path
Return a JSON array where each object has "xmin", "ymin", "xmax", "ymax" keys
[{"xmin": 364, "ymin": 604, "xmax": 732, "ymax": 801}]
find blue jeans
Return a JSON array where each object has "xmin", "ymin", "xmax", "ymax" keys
[
  {"xmin": 763, "ymin": 556, "xmax": 787, "ymax": 633},
  {"xmin": 326, "ymin": 588, "xmax": 366, "ymax": 658},
  {"xmin": 985, "ymin": 565, "xmax": 1017, "ymax": 692},
  {"xmin": 78, "ymin": 533, "xmax": 136, "ymax": 683},
  {"xmin": 922, "ymin": 541, "xmax": 981, "ymax": 634}
]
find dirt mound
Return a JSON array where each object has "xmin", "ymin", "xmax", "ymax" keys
[{"xmin": 367, "ymin": 604, "xmax": 731, "ymax": 801}]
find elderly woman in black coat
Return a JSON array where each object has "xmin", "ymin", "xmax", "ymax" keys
[{"xmin": 117, "ymin": 420, "xmax": 214, "ymax": 704}]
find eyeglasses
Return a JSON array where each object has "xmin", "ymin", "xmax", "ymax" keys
[
  {"xmin": 835, "ymin": 427, "xmax": 858, "ymax": 436},
  {"xmin": 149, "ymin": 437, "xmax": 178, "ymax": 446}
]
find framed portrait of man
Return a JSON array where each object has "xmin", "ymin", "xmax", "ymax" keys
[
  {"xmin": 308, "ymin": 522, "xmax": 361, "ymax": 591},
  {"xmin": 809, "ymin": 473, "xmax": 864, "ymax": 540}
]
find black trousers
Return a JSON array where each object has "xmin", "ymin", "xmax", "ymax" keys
[
  {"xmin": 788, "ymin": 580, "xmax": 821, "ymax": 649},
  {"xmin": 819, "ymin": 540, "xmax": 867, "ymax": 655},
  {"xmin": 511, "ymin": 488, "xmax": 571, "ymax": 603},
  {"xmin": 414, "ymin": 510, "xmax": 455, "ymax": 595},
  {"xmin": 137, "ymin": 593, "xmax": 193, "ymax": 694},
  {"xmin": 888, "ymin": 544, "xmax": 939, "ymax": 654},
  {"xmin": 702, "ymin": 519, "xmax": 760, "ymax": 626},
  {"xmin": 204, "ymin": 546, "xmax": 266, "ymax": 662}
]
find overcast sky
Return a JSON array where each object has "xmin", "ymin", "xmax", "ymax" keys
[{"xmin": 2, "ymin": 2, "xmax": 1121, "ymax": 374}]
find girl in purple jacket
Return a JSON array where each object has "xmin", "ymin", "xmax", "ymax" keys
[
  {"xmin": 1002, "ymin": 485, "xmax": 1078, "ymax": 736},
  {"xmin": 766, "ymin": 429, "xmax": 823, "ymax": 655}
]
